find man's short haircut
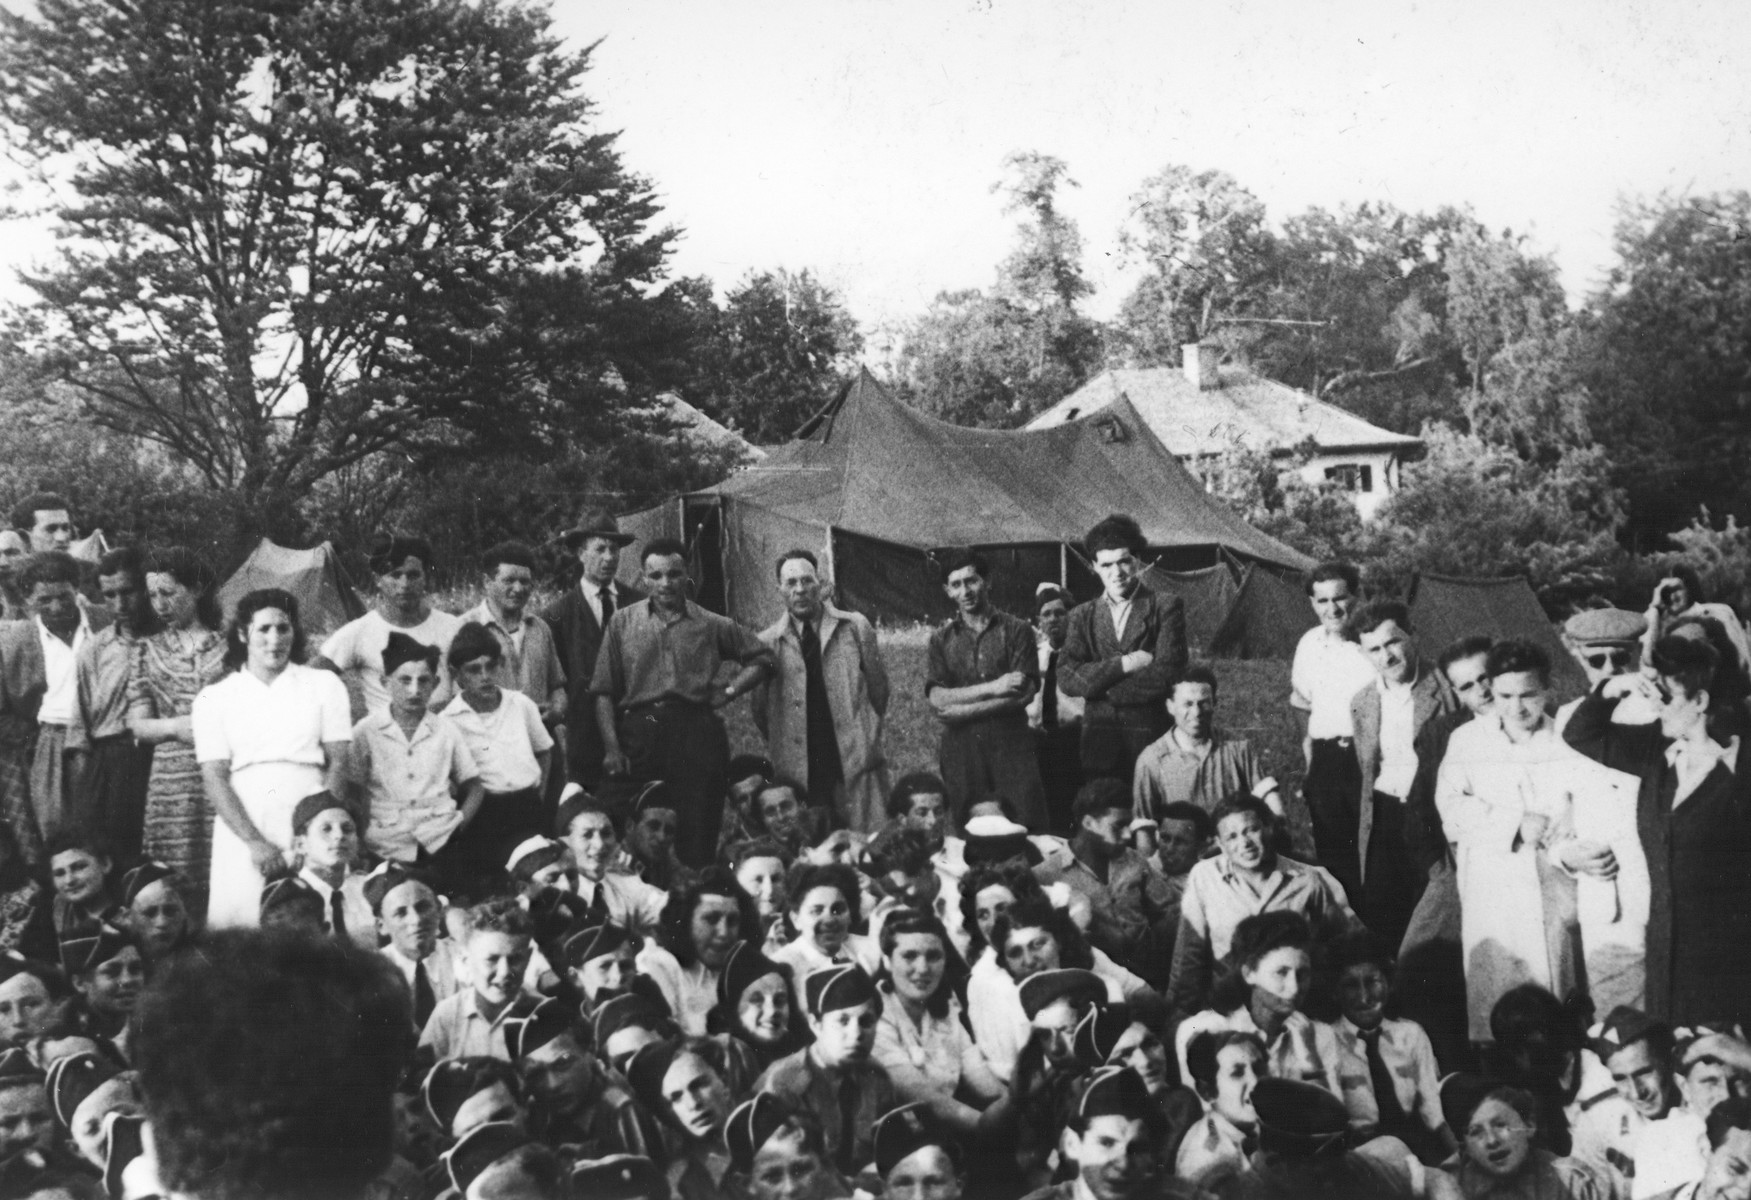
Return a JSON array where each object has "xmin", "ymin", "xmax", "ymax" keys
[
  {"xmin": 1155, "ymin": 801, "xmax": 1214, "ymax": 842},
  {"xmin": 1437, "ymin": 635, "xmax": 1495, "ymax": 676},
  {"xmin": 1168, "ymin": 663, "xmax": 1219, "ymax": 698},
  {"xmin": 1185, "ymin": 1029, "xmax": 1267, "ymax": 1094},
  {"xmin": 365, "ymin": 532, "xmax": 434, "ymax": 575},
  {"xmin": 1353, "ymin": 600, "xmax": 1411, "ymax": 638},
  {"xmin": 934, "ymin": 547, "xmax": 987, "ymax": 584},
  {"xmin": 1305, "ymin": 560, "xmax": 1360, "ymax": 596},
  {"xmin": 774, "ymin": 548, "xmax": 818, "ymax": 579},
  {"xmin": 641, "ymin": 537, "xmax": 688, "ymax": 567},
  {"xmin": 751, "ymin": 778, "xmax": 804, "ymax": 829},
  {"xmin": 728, "ymin": 754, "xmax": 774, "ymax": 786},
  {"xmin": 96, "ymin": 546, "xmax": 144, "ymax": 581},
  {"xmin": 133, "ymin": 931, "xmax": 406, "ymax": 1200},
  {"xmin": 466, "ymin": 897, "xmax": 533, "ymax": 941},
  {"xmin": 1228, "ymin": 910, "xmax": 1312, "ymax": 970},
  {"xmin": 10, "ymin": 492, "xmax": 69, "ymax": 531},
  {"xmin": 446, "ymin": 621, "xmax": 503, "ymax": 671},
  {"xmin": 1211, "ymin": 794, "xmax": 1274, "ymax": 835},
  {"xmin": 888, "ymin": 772, "xmax": 948, "ymax": 819},
  {"xmin": 481, "ymin": 540, "xmax": 536, "ymax": 575},
  {"xmin": 728, "ymin": 838, "xmax": 787, "ymax": 870},
  {"xmin": 1484, "ymin": 639, "xmax": 1551, "ymax": 684},
  {"xmin": 1072, "ymin": 778, "xmax": 1133, "ymax": 825},
  {"xmin": 555, "ymin": 793, "xmax": 623, "ymax": 840},
  {"xmin": 17, "ymin": 550, "xmax": 83, "ymax": 592},
  {"xmin": 1084, "ymin": 513, "xmax": 1147, "ymax": 558},
  {"xmin": 865, "ymin": 827, "xmax": 935, "ymax": 879},
  {"xmin": 1706, "ymin": 1096, "xmax": 1751, "ymax": 1150},
  {"xmin": 1651, "ymin": 634, "xmax": 1719, "ymax": 700}
]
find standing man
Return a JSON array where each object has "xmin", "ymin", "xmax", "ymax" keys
[
  {"xmin": 0, "ymin": 552, "xmax": 91, "ymax": 861},
  {"xmin": 752, "ymin": 549, "xmax": 891, "ymax": 833},
  {"xmin": 1289, "ymin": 560, "xmax": 1376, "ymax": 902},
  {"xmin": 313, "ymin": 533, "xmax": 460, "ymax": 716},
  {"xmin": 541, "ymin": 510, "xmax": 641, "ymax": 790},
  {"xmin": 1029, "ymin": 584, "xmax": 1084, "ymax": 836},
  {"xmin": 1350, "ymin": 601, "xmax": 1459, "ymax": 949},
  {"xmin": 590, "ymin": 538, "xmax": 774, "ymax": 868},
  {"xmin": 1059, "ymin": 514, "xmax": 1187, "ymax": 785},
  {"xmin": 69, "ymin": 548, "xmax": 159, "ymax": 859},
  {"xmin": 924, "ymin": 548, "xmax": 1048, "ymax": 830},
  {"xmin": 461, "ymin": 541, "xmax": 566, "ymax": 723},
  {"xmin": 10, "ymin": 495, "xmax": 75, "ymax": 554}
]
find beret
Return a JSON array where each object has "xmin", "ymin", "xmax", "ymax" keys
[
  {"xmin": 874, "ymin": 1101, "xmax": 960, "ymax": 1177},
  {"xmin": 290, "ymin": 789, "xmax": 363, "ymax": 837},
  {"xmin": 726, "ymin": 1091, "xmax": 793, "ymax": 1174},
  {"xmin": 569, "ymin": 1154, "xmax": 668, "ymax": 1199},
  {"xmin": 444, "ymin": 1120, "xmax": 530, "ymax": 1195},
  {"xmin": 1590, "ymin": 1005, "xmax": 1669, "ymax": 1060},
  {"xmin": 1017, "ymin": 968, "xmax": 1104, "ymax": 1021},
  {"xmin": 117, "ymin": 862, "xmax": 177, "ymax": 910},
  {"xmin": 1252, "ymin": 1077, "xmax": 1350, "ymax": 1157},
  {"xmin": 1564, "ymin": 607, "xmax": 1647, "ymax": 645},
  {"xmin": 46, "ymin": 1050, "xmax": 120, "ymax": 1128},
  {"xmin": 801, "ymin": 963, "xmax": 877, "ymax": 1018}
]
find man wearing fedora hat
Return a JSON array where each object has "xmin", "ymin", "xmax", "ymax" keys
[{"xmin": 541, "ymin": 509, "xmax": 643, "ymax": 790}]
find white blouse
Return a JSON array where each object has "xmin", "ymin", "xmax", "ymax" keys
[{"xmin": 192, "ymin": 665, "xmax": 352, "ymax": 770}]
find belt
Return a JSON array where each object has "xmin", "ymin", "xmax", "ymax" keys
[
  {"xmin": 1312, "ymin": 736, "xmax": 1354, "ymax": 748},
  {"xmin": 36, "ymin": 721, "xmax": 70, "ymax": 731},
  {"xmin": 623, "ymin": 696, "xmax": 709, "ymax": 714}
]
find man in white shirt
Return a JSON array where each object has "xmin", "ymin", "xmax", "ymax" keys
[
  {"xmin": 8, "ymin": 552, "xmax": 91, "ymax": 850},
  {"xmin": 1289, "ymin": 561, "xmax": 1376, "ymax": 902},
  {"xmin": 313, "ymin": 533, "xmax": 462, "ymax": 716},
  {"xmin": 1351, "ymin": 602, "xmax": 1459, "ymax": 949}
]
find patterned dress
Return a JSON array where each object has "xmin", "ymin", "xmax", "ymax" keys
[{"xmin": 129, "ymin": 628, "xmax": 226, "ymax": 900}]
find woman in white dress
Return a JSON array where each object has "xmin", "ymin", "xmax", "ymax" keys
[{"xmin": 193, "ymin": 590, "xmax": 351, "ymax": 929}]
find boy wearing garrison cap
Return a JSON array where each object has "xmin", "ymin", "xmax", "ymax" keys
[
  {"xmin": 291, "ymin": 790, "xmax": 376, "ymax": 949},
  {"xmin": 1021, "ymin": 1065, "xmax": 1179, "ymax": 1200},
  {"xmin": 345, "ymin": 631, "xmax": 484, "ymax": 880},
  {"xmin": 755, "ymin": 964, "xmax": 895, "ymax": 1180},
  {"xmin": 875, "ymin": 1102, "xmax": 964, "ymax": 1200},
  {"xmin": 728, "ymin": 1091, "xmax": 846, "ymax": 1200},
  {"xmin": 60, "ymin": 925, "xmax": 142, "ymax": 1060},
  {"xmin": 46, "ymin": 1047, "xmax": 137, "ymax": 1169},
  {"xmin": 365, "ymin": 865, "xmax": 461, "ymax": 1029},
  {"xmin": 511, "ymin": 995, "xmax": 659, "ymax": 1160}
]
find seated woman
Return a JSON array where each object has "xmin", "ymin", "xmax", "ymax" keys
[
  {"xmin": 769, "ymin": 863, "xmax": 880, "ymax": 1000},
  {"xmin": 729, "ymin": 839, "xmax": 792, "ymax": 959},
  {"xmin": 707, "ymin": 942, "xmax": 804, "ymax": 1085},
  {"xmin": 1173, "ymin": 911, "xmax": 1359, "ymax": 1128},
  {"xmin": 992, "ymin": 896, "xmax": 1158, "ymax": 1019},
  {"xmin": 1176, "ymin": 1029, "xmax": 1268, "ymax": 1191},
  {"xmin": 626, "ymin": 1038, "xmax": 737, "ymax": 1200},
  {"xmin": 960, "ymin": 863, "xmax": 1039, "ymax": 1086},
  {"xmin": 636, "ymin": 870, "xmax": 758, "ymax": 1037},
  {"xmin": 1444, "ymin": 1078, "xmax": 1601, "ymax": 1200},
  {"xmin": 47, "ymin": 831, "xmax": 122, "ymax": 940},
  {"xmin": 869, "ymin": 908, "xmax": 1010, "ymax": 1140}
]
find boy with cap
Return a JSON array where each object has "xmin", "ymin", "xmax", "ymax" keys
[
  {"xmin": 604, "ymin": 779, "xmax": 695, "ymax": 893},
  {"xmin": 625, "ymin": 1039, "xmax": 736, "ymax": 1197},
  {"xmin": 259, "ymin": 874, "xmax": 325, "ymax": 934},
  {"xmin": 1021, "ymin": 1064, "xmax": 1178, "ymax": 1200},
  {"xmin": 557, "ymin": 923, "xmax": 660, "ymax": 1028},
  {"xmin": 755, "ymin": 964, "xmax": 896, "ymax": 1180},
  {"xmin": 60, "ymin": 926, "xmax": 141, "ymax": 1060},
  {"xmin": 1013, "ymin": 968, "xmax": 1111, "ymax": 1190},
  {"xmin": 591, "ymin": 993, "xmax": 677, "ymax": 1075},
  {"xmin": 422, "ymin": 1057, "xmax": 530, "ymax": 1143},
  {"xmin": 45, "ymin": 1048, "xmax": 137, "ymax": 1168},
  {"xmin": 421, "ymin": 898, "xmax": 541, "ymax": 1062},
  {"xmin": 0, "ymin": 1046, "xmax": 84, "ymax": 1193},
  {"xmin": 291, "ymin": 791, "xmax": 376, "ymax": 949},
  {"xmin": 874, "ymin": 1102, "xmax": 964, "ymax": 1200},
  {"xmin": 345, "ymin": 631, "xmax": 484, "ymax": 882},
  {"xmin": 510, "ymin": 996, "xmax": 658, "ymax": 1160},
  {"xmin": 554, "ymin": 793, "xmax": 668, "ymax": 936},
  {"xmin": 727, "ymin": 1091, "xmax": 847, "ymax": 1200},
  {"xmin": 441, "ymin": 1121, "xmax": 567, "ymax": 1200},
  {"xmin": 365, "ymin": 865, "xmax": 462, "ymax": 1030},
  {"xmin": 1238, "ymin": 1076, "xmax": 1440, "ymax": 1199}
]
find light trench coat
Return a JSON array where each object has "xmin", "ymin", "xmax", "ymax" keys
[{"xmin": 753, "ymin": 602, "xmax": 891, "ymax": 832}]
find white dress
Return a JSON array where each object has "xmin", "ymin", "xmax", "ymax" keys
[{"xmin": 193, "ymin": 664, "xmax": 352, "ymax": 928}]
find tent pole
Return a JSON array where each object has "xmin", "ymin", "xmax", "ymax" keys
[{"xmin": 1060, "ymin": 542, "xmax": 1068, "ymax": 589}]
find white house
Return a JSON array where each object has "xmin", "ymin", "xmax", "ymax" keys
[{"xmin": 1025, "ymin": 344, "xmax": 1422, "ymax": 520}]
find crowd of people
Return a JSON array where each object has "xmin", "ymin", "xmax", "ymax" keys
[{"xmin": 0, "ymin": 494, "xmax": 1748, "ymax": 1200}]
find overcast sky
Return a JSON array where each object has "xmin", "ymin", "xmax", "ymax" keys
[{"xmin": 2, "ymin": 0, "xmax": 1745, "ymax": 338}]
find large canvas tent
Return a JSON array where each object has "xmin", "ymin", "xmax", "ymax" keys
[
  {"xmin": 218, "ymin": 539, "xmax": 366, "ymax": 641},
  {"xmin": 1208, "ymin": 564, "xmax": 1317, "ymax": 660},
  {"xmin": 1139, "ymin": 563, "xmax": 1241, "ymax": 654},
  {"xmin": 618, "ymin": 371, "xmax": 1312, "ymax": 628},
  {"xmin": 1407, "ymin": 573, "xmax": 1585, "ymax": 695}
]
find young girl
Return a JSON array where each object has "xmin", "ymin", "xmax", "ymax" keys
[
  {"xmin": 769, "ymin": 863, "xmax": 880, "ymax": 1004},
  {"xmin": 1176, "ymin": 1030, "xmax": 1268, "ymax": 1190},
  {"xmin": 290, "ymin": 793, "xmax": 375, "ymax": 950},
  {"xmin": 709, "ymin": 941, "xmax": 804, "ymax": 1080},
  {"xmin": 637, "ymin": 870, "xmax": 758, "ymax": 1036}
]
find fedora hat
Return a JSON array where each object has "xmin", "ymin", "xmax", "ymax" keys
[{"xmin": 562, "ymin": 508, "xmax": 635, "ymax": 547}]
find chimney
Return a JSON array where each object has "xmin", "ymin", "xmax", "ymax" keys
[{"xmin": 1182, "ymin": 342, "xmax": 1221, "ymax": 391}]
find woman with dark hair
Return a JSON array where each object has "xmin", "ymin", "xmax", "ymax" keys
[
  {"xmin": 871, "ymin": 907, "xmax": 1008, "ymax": 1138},
  {"xmin": 192, "ymin": 589, "xmax": 351, "ymax": 929},
  {"xmin": 1645, "ymin": 563, "xmax": 1751, "ymax": 691},
  {"xmin": 769, "ymin": 862, "xmax": 880, "ymax": 993},
  {"xmin": 311, "ymin": 532, "xmax": 461, "ymax": 715},
  {"xmin": 636, "ymin": 867, "xmax": 759, "ymax": 1036},
  {"xmin": 961, "ymin": 864, "xmax": 1049, "ymax": 1084},
  {"xmin": 707, "ymin": 941, "xmax": 804, "ymax": 1080},
  {"xmin": 129, "ymin": 547, "xmax": 227, "ymax": 902}
]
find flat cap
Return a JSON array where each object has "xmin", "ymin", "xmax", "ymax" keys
[{"xmin": 1564, "ymin": 607, "xmax": 1646, "ymax": 645}]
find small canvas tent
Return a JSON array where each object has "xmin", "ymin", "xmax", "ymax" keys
[
  {"xmin": 618, "ymin": 371, "xmax": 1312, "ymax": 629},
  {"xmin": 218, "ymin": 539, "xmax": 366, "ymax": 641},
  {"xmin": 1139, "ymin": 563, "xmax": 1240, "ymax": 654},
  {"xmin": 1208, "ymin": 565, "xmax": 1317, "ymax": 660},
  {"xmin": 1407, "ymin": 573, "xmax": 1584, "ymax": 695}
]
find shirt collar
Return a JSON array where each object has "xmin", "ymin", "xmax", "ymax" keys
[
  {"xmin": 299, "ymin": 868, "xmax": 338, "ymax": 901},
  {"xmin": 36, "ymin": 614, "xmax": 89, "ymax": 644},
  {"xmin": 1666, "ymin": 736, "xmax": 1737, "ymax": 775}
]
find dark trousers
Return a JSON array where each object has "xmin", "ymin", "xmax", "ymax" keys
[
  {"xmin": 1034, "ymin": 725, "xmax": 1084, "ymax": 836},
  {"xmin": 1078, "ymin": 706, "xmax": 1170, "ymax": 780},
  {"xmin": 1304, "ymin": 738, "xmax": 1363, "ymax": 902},
  {"xmin": 77, "ymin": 737, "xmax": 153, "ymax": 866},
  {"xmin": 940, "ymin": 714, "xmax": 1047, "ymax": 830},
  {"xmin": 566, "ymin": 703, "xmax": 607, "ymax": 789},
  {"xmin": 443, "ymin": 787, "xmax": 544, "ymax": 902},
  {"xmin": 618, "ymin": 701, "xmax": 729, "ymax": 869},
  {"xmin": 1360, "ymin": 791, "xmax": 1424, "ymax": 950}
]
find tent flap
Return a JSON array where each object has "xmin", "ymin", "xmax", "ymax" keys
[
  {"xmin": 1141, "ymin": 563, "xmax": 1240, "ymax": 654},
  {"xmin": 1408, "ymin": 573, "xmax": 1585, "ymax": 695}
]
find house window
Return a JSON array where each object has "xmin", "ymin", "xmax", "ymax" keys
[{"xmin": 1324, "ymin": 463, "xmax": 1374, "ymax": 493}]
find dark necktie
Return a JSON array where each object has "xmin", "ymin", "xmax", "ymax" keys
[
  {"xmin": 413, "ymin": 959, "xmax": 437, "ymax": 1029},
  {"xmin": 836, "ymin": 1074, "xmax": 859, "ymax": 1175},
  {"xmin": 1042, "ymin": 650, "xmax": 1059, "ymax": 732},
  {"xmin": 1360, "ymin": 1028, "xmax": 1407, "ymax": 1130},
  {"xmin": 599, "ymin": 586, "xmax": 615, "ymax": 625},
  {"xmin": 800, "ymin": 621, "xmax": 842, "ymax": 799},
  {"xmin": 584, "ymin": 881, "xmax": 611, "ymax": 926},
  {"xmin": 330, "ymin": 891, "xmax": 349, "ymax": 942}
]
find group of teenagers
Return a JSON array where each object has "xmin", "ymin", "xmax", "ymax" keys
[{"xmin": 0, "ymin": 494, "xmax": 1749, "ymax": 1200}]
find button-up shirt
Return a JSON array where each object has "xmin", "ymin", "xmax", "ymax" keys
[
  {"xmin": 1178, "ymin": 853, "xmax": 1359, "ymax": 962},
  {"xmin": 872, "ymin": 986, "xmax": 998, "ymax": 1112},
  {"xmin": 589, "ymin": 599, "xmax": 773, "ymax": 710},
  {"xmin": 1374, "ymin": 678, "xmax": 1419, "ymax": 799},
  {"xmin": 1173, "ymin": 1008, "xmax": 1353, "ymax": 1123},
  {"xmin": 439, "ymin": 690, "xmax": 551, "ymax": 794},
  {"xmin": 754, "ymin": 1047, "xmax": 898, "ymax": 1176},
  {"xmin": 69, "ymin": 621, "xmax": 140, "ymax": 748},
  {"xmin": 1106, "ymin": 591, "xmax": 1136, "ymax": 641},
  {"xmin": 460, "ymin": 602, "xmax": 565, "ymax": 708},
  {"xmin": 36, "ymin": 617, "xmax": 87, "ymax": 726},
  {"xmin": 347, "ymin": 710, "xmax": 478, "ymax": 862},
  {"xmin": 574, "ymin": 870, "xmax": 668, "ymax": 938},
  {"xmin": 925, "ymin": 611, "xmax": 1037, "ymax": 699},
  {"xmin": 418, "ymin": 990, "xmax": 539, "ymax": 1061},
  {"xmin": 1330, "ymin": 1017, "xmax": 1446, "ymax": 1133},
  {"xmin": 1132, "ymin": 728, "xmax": 1270, "ymax": 817},
  {"xmin": 1291, "ymin": 627, "xmax": 1376, "ymax": 740},
  {"xmin": 297, "ymin": 868, "xmax": 378, "ymax": 952}
]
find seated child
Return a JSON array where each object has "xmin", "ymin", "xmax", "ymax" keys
[
  {"xmin": 554, "ymin": 794, "xmax": 667, "ymax": 937},
  {"xmin": 47, "ymin": 831, "xmax": 122, "ymax": 940},
  {"xmin": 1176, "ymin": 1029, "xmax": 1267, "ymax": 1190},
  {"xmin": 420, "ymin": 898, "xmax": 540, "ymax": 1061},
  {"xmin": 727, "ymin": 1091, "xmax": 843, "ymax": 1200},
  {"xmin": 364, "ymin": 865, "xmax": 462, "ymax": 1029},
  {"xmin": 291, "ymin": 791, "xmax": 376, "ymax": 950}
]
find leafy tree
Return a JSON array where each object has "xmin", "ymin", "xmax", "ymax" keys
[
  {"xmin": 0, "ymin": 0, "xmax": 682, "ymax": 540},
  {"xmin": 1444, "ymin": 226, "xmax": 1567, "ymax": 398},
  {"xmin": 689, "ymin": 269, "xmax": 863, "ymax": 444}
]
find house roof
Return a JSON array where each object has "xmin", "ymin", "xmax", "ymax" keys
[
  {"xmin": 1025, "ymin": 365, "xmax": 1422, "ymax": 457},
  {"xmin": 649, "ymin": 392, "xmax": 765, "ymax": 460}
]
